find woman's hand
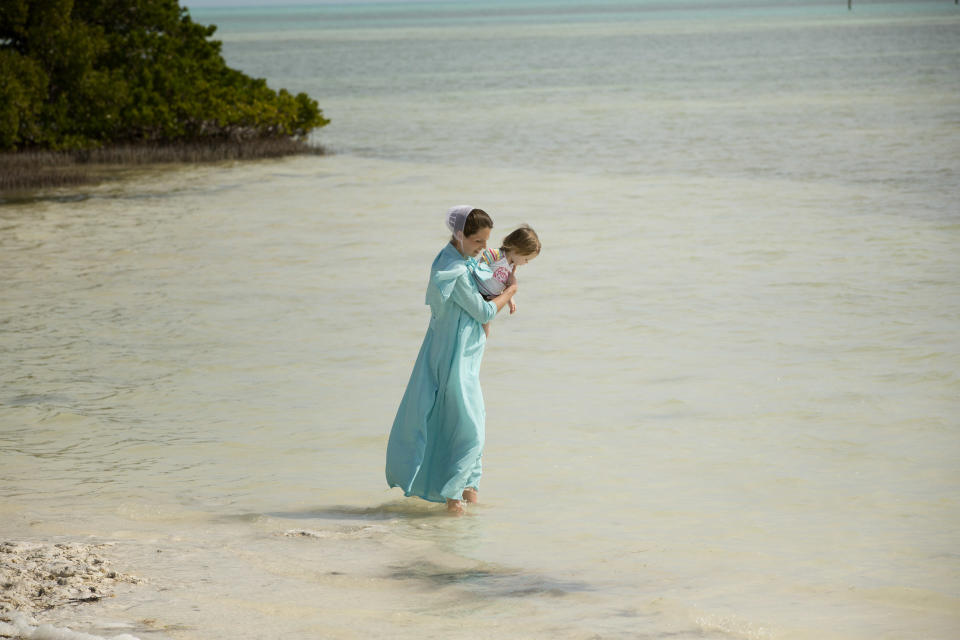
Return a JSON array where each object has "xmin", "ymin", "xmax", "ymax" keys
[
  {"xmin": 491, "ymin": 283, "xmax": 518, "ymax": 314},
  {"xmin": 506, "ymin": 270, "xmax": 518, "ymax": 313}
]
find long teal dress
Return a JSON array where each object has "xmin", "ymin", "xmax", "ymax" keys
[{"xmin": 385, "ymin": 243, "xmax": 498, "ymax": 503}]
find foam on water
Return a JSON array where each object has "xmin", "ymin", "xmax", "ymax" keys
[{"xmin": 0, "ymin": 613, "xmax": 141, "ymax": 640}]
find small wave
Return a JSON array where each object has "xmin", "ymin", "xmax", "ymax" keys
[
  {"xmin": 264, "ymin": 500, "xmax": 442, "ymax": 522},
  {"xmin": 0, "ymin": 611, "xmax": 141, "ymax": 640},
  {"xmin": 695, "ymin": 612, "xmax": 773, "ymax": 640},
  {"xmin": 281, "ymin": 525, "xmax": 389, "ymax": 540}
]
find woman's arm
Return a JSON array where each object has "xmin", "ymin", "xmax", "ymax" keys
[
  {"xmin": 450, "ymin": 275, "xmax": 517, "ymax": 324},
  {"xmin": 483, "ymin": 283, "xmax": 518, "ymax": 338},
  {"xmin": 489, "ymin": 284, "xmax": 518, "ymax": 314}
]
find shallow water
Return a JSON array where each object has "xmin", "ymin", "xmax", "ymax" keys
[{"xmin": 2, "ymin": 1, "xmax": 959, "ymax": 639}]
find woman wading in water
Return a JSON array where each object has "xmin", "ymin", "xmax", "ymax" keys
[{"xmin": 385, "ymin": 206, "xmax": 518, "ymax": 515}]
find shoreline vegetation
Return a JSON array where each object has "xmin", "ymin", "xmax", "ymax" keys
[
  {"xmin": 0, "ymin": 138, "xmax": 326, "ymax": 193},
  {"xmin": 1, "ymin": 0, "xmax": 329, "ymax": 196}
]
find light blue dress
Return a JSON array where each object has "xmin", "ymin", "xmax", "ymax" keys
[{"xmin": 385, "ymin": 243, "xmax": 498, "ymax": 503}]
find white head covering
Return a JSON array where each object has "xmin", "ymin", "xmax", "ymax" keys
[{"xmin": 445, "ymin": 205, "xmax": 473, "ymax": 251}]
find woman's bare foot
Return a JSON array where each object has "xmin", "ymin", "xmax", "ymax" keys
[
  {"xmin": 462, "ymin": 487, "xmax": 479, "ymax": 504},
  {"xmin": 446, "ymin": 499, "xmax": 465, "ymax": 515}
]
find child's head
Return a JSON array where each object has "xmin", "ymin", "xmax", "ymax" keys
[{"xmin": 501, "ymin": 225, "xmax": 541, "ymax": 265}]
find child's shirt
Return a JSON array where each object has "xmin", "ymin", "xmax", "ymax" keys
[{"xmin": 475, "ymin": 247, "xmax": 513, "ymax": 298}]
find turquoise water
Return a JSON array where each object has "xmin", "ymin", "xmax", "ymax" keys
[
  {"xmin": 199, "ymin": 0, "xmax": 959, "ymax": 197},
  {"xmin": 2, "ymin": 1, "xmax": 959, "ymax": 638}
]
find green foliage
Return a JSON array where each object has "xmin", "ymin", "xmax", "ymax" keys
[
  {"xmin": 0, "ymin": 50, "xmax": 49, "ymax": 149},
  {"xmin": 0, "ymin": 0, "xmax": 329, "ymax": 151}
]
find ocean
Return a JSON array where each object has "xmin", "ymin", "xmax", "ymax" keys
[{"xmin": 1, "ymin": 1, "xmax": 958, "ymax": 638}]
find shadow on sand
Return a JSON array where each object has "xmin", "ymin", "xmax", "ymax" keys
[
  {"xmin": 388, "ymin": 559, "xmax": 592, "ymax": 599},
  {"xmin": 221, "ymin": 501, "xmax": 594, "ymax": 602}
]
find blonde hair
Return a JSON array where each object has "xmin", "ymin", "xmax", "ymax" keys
[{"xmin": 502, "ymin": 224, "xmax": 541, "ymax": 257}]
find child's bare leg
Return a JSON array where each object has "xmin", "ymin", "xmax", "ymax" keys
[
  {"xmin": 446, "ymin": 499, "xmax": 465, "ymax": 515},
  {"xmin": 482, "ymin": 323, "xmax": 490, "ymax": 338},
  {"xmin": 462, "ymin": 487, "xmax": 479, "ymax": 504}
]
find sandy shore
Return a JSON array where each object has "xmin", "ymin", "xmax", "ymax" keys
[{"xmin": 0, "ymin": 541, "xmax": 141, "ymax": 640}]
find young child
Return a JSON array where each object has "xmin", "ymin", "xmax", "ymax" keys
[{"xmin": 475, "ymin": 224, "xmax": 541, "ymax": 336}]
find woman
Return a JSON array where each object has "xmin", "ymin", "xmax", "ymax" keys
[{"xmin": 385, "ymin": 205, "xmax": 518, "ymax": 514}]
